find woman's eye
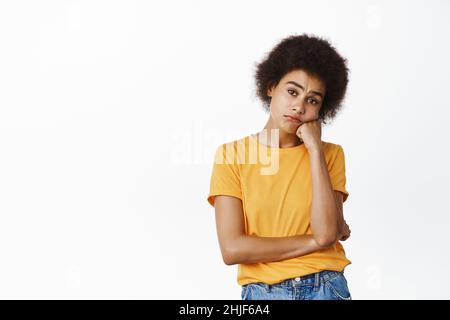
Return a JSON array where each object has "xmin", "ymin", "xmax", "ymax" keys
[
  {"xmin": 287, "ymin": 89, "xmax": 297, "ymax": 96},
  {"xmin": 308, "ymin": 98, "xmax": 318, "ymax": 105}
]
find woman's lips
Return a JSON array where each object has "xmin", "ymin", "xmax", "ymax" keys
[{"xmin": 284, "ymin": 115, "xmax": 301, "ymax": 123}]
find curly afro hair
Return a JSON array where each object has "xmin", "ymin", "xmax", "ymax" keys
[{"xmin": 253, "ymin": 33, "xmax": 349, "ymax": 124}]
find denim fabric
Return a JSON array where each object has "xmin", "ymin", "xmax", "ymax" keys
[{"xmin": 241, "ymin": 270, "xmax": 352, "ymax": 300}]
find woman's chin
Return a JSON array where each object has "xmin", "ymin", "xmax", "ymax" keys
[{"xmin": 281, "ymin": 126, "xmax": 298, "ymax": 134}]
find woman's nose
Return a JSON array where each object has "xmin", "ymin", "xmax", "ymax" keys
[{"xmin": 292, "ymin": 104, "xmax": 305, "ymax": 114}]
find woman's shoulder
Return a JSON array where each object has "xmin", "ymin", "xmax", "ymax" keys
[
  {"xmin": 215, "ymin": 134, "xmax": 252, "ymax": 150},
  {"xmin": 321, "ymin": 140, "xmax": 344, "ymax": 150},
  {"xmin": 212, "ymin": 135, "xmax": 251, "ymax": 164},
  {"xmin": 320, "ymin": 141, "xmax": 346, "ymax": 161}
]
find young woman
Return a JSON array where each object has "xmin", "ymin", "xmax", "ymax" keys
[{"xmin": 207, "ymin": 34, "xmax": 352, "ymax": 300}]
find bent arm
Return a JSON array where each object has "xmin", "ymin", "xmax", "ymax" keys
[
  {"xmin": 309, "ymin": 147, "xmax": 345, "ymax": 247},
  {"xmin": 214, "ymin": 195, "xmax": 334, "ymax": 265}
]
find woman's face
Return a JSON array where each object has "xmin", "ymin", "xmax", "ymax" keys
[{"xmin": 267, "ymin": 69, "xmax": 326, "ymax": 134}]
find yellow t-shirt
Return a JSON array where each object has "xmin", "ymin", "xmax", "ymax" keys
[{"xmin": 207, "ymin": 134, "xmax": 351, "ymax": 286}]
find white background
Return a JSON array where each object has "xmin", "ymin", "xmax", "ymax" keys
[{"xmin": 1, "ymin": 0, "xmax": 449, "ymax": 299}]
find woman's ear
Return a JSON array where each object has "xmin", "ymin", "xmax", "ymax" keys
[{"xmin": 266, "ymin": 84, "xmax": 276, "ymax": 97}]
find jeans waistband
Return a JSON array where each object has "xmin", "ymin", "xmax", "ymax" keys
[
  {"xmin": 279, "ymin": 270, "xmax": 342, "ymax": 289},
  {"xmin": 244, "ymin": 270, "xmax": 344, "ymax": 292}
]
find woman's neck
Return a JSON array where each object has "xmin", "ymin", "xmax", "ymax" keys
[{"xmin": 257, "ymin": 124, "xmax": 302, "ymax": 148}]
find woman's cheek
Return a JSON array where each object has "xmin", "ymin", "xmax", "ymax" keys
[
  {"xmin": 308, "ymin": 110, "xmax": 320, "ymax": 120},
  {"xmin": 303, "ymin": 115, "xmax": 316, "ymax": 122}
]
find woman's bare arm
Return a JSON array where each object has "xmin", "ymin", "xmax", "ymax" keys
[
  {"xmin": 214, "ymin": 195, "xmax": 337, "ymax": 265},
  {"xmin": 309, "ymin": 147, "xmax": 345, "ymax": 247}
]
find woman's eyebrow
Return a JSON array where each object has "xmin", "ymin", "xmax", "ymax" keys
[{"xmin": 285, "ymin": 81, "xmax": 324, "ymax": 98}]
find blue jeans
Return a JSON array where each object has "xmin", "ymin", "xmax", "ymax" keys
[{"xmin": 241, "ymin": 270, "xmax": 352, "ymax": 300}]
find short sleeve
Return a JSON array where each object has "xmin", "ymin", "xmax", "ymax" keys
[
  {"xmin": 329, "ymin": 145, "xmax": 350, "ymax": 203},
  {"xmin": 207, "ymin": 143, "xmax": 243, "ymax": 207}
]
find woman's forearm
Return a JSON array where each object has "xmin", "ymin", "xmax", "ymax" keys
[
  {"xmin": 309, "ymin": 146, "xmax": 344, "ymax": 246},
  {"xmin": 225, "ymin": 234, "xmax": 326, "ymax": 265}
]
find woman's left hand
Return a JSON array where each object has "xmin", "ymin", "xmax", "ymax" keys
[
  {"xmin": 296, "ymin": 119, "xmax": 322, "ymax": 151},
  {"xmin": 340, "ymin": 220, "xmax": 351, "ymax": 241}
]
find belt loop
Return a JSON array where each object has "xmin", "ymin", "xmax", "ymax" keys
[{"xmin": 314, "ymin": 272, "xmax": 320, "ymax": 292}]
